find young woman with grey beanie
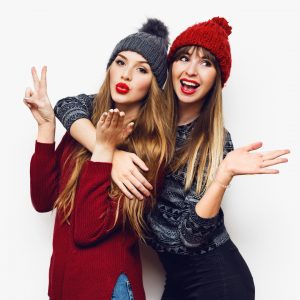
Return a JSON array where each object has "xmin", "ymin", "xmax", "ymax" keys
[{"xmin": 24, "ymin": 18, "xmax": 172, "ymax": 300}]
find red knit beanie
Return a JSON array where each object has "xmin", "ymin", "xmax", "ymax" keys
[{"xmin": 168, "ymin": 17, "xmax": 232, "ymax": 87}]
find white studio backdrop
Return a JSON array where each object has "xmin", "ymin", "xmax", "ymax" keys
[{"xmin": 1, "ymin": 0, "xmax": 299, "ymax": 299}]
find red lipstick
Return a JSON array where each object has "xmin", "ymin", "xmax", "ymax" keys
[{"xmin": 116, "ymin": 82, "xmax": 130, "ymax": 94}]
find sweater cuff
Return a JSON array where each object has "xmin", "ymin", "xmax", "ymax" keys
[
  {"xmin": 84, "ymin": 160, "xmax": 113, "ymax": 176},
  {"xmin": 190, "ymin": 207, "xmax": 220, "ymax": 227},
  {"xmin": 35, "ymin": 141, "xmax": 56, "ymax": 155},
  {"xmin": 64, "ymin": 113, "xmax": 90, "ymax": 132}
]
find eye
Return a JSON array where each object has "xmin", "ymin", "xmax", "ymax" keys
[
  {"xmin": 137, "ymin": 67, "xmax": 147, "ymax": 74},
  {"xmin": 178, "ymin": 55, "xmax": 189, "ymax": 62},
  {"xmin": 201, "ymin": 59, "xmax": 212, "ymax": 67},
  {"xmin": 115, "ymin": 59, "xmax": 125, "ymax": 66}
]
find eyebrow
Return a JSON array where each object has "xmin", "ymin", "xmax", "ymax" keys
[{"xmin": 117, "ymin": 53, "xmax": 149, "ymax": 65}]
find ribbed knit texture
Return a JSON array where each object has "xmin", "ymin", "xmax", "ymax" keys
[
  {"xmin": 30, "ymin": 132, "xmax": 145, "ymax": 300},
  {"xmin": 168, "ymin": 17, "xmax": 232, "ymax": 87}
]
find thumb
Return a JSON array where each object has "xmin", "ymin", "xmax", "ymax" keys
[{"xmin": 242, "ymin": 141, "xmax": 263, "ymax": 152}]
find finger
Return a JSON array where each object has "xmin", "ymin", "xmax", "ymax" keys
[
  {"xmin": 111, "ymin": 108, "xmax": 120, "ymax": 128},
  {"xmin": 257, "ymin": 168, "xmax": 279, "ymax": 174},
  {"xmin": 115, "ymin": 180, "xmax": 134, "ymax": 199},
  {"xmin": 31, "ymin": 66, "xmax": 40, "ymax": 90},
  {"xmin": 23, "ymin": 98, "xmax": 32, "ymax": 109},
  {"xmin": 131, "ymin": 168, "xmax": 153, "ymax": 190},
  {"xmin": 131, "ymin": 154, "xmax": 149, "ymax": 172},
  {"xmin": 40, "ymin": 65, "xmax": 47, "ymax": 89},
  {"xmin": 123, "ymin": 179, "xmax": 144, "ymax": 200},
  {"xmin": 242, "ymin": 142, "xmax": 263, "ymax": 152},
  {"xmin": 123, "ymin": 122, "xmax": 134, "ymax": 139},
  {"xmin": 99, "ymin": 112, "xmax": 108, "ymax": 124},
  {"xmin": 104, "ymin": 109, "xmax": 114, "ymax": 127},
  {"xmin": 262, "ymin": 149, "xmax": 290, "ymax": 161},
  {"xmin": 127, "ymin": 174, "xmax": 151, "ymax": 197},
  {"xmin": 262, "ymin": 157, "xmax": 288, "ymax": 168},
  {"xmin": 25, "ymin": 87, "xmax": 33, "ymax": 98},
  {"xmin": 118, "ymin": 111, "xmax": 125, "ymax": 128},
  {"xmin": 23, "ymin": 97, "xmax": 38, "ymax": 108}
]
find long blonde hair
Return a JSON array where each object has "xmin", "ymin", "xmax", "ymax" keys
[
  {"xmin": 54, "ymin": 70, "xmax": 174, "ymax": 239},
  {"xmin": 166, "ymin": 46, "xmax": 225, "ymax": 194}
]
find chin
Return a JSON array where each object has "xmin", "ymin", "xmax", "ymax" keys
[{"xmin": 111, "ymin": 92, "xmax": 129, "ymax": 103}]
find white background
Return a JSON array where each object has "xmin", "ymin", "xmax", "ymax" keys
[{"xmin": 1, "ymin": 0, "xmax": 299, "ymax": 299}]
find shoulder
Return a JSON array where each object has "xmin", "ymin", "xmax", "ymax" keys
[
  {"xmin": 55, "ymin": 93, "xmax": 96, "ymax": 106},
  {"xmin": 223, "ymin": 128, "xmax": 234, "ymax": 154},
  {"xmin": 55, "ymin": 132, "xmax": 78, "ymax": 157}
]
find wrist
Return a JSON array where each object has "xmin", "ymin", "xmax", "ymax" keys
[
  {"xmin": 37, "ymin": 124, "xmax": 55, "ymax": 143},
  {"xmin": 38, "ymin": 121, "xmax": 56, "ymax": 130},
  {"xmin": 215, "ymin": 161, "xmax": 234, "ymax": 186},
  {"xmin": 94, "ymin": 143, "xmax": 115, "ymax": 153},
  {"xmin": 91, "ymin": 144, "xmax": 115, "ymax": 163}
]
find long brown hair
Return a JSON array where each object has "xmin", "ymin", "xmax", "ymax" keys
[
  {"xmin": 166, "ymin": 46, "xmax": 225, "ymax": 193},
  {"xmin": 54, "ymin": 69, "xmax": 174, "ymax": 239}
]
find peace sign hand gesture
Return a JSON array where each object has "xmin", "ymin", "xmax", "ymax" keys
[{"xmin": 23, "ymin": 66, "xmax": 55, "ymax": 126}]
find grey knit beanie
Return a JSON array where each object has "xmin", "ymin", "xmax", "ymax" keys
[{"xmin": 107, "ymin": 18, "xmax": 169, "ymax": 88}]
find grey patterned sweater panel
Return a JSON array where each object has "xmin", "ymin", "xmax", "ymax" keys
[
  {"xmin": 54, "ymin": 94, "xmax": 95, "ymax": 132},
  {"xmin": 147, "ymin": 123, "xmax": 234, "ymax": 255},
  {"xmin": 54, "ymin": 94, "xmax": 234, "ymax": 256}
]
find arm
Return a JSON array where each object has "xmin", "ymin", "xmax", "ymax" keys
[
  {"xmin": 54, "ymin": 94, "xmax": 95, "ymax": 152},
  {"xmin": 72, "ymin": 109, "xmax": 134, "ymax": 246},
  {"xmin": 54, "ymin": 94, "xmax": 153, "ymax": 198},
  {"xmin": 24, "ymin": 66, "xmax": 61, "ymax": 212},
  {"xmin": 176, "ymin": 131, "xmax": 289, "ymax": 247},
  {"xmin": 195, "ymin": 132, "xmax": 290, "ymax": 219},
  {"xmin": 30, "ymin": 133, "xmax": 69, "ymax": 212}
]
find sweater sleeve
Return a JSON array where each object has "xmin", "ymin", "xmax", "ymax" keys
[
  {"xmin": 178, "ymin": 130, "xmax": 234, "ymax": 246},
  {"xmin": 30, "ymin": 132, "xmax": 70, "ymax": 213},
  {"xmin": 72, "ymin": 160, "xmax": 120, "ymax": 247},
  {"xmin": 54, "ymin": 94, "xmax": 95, "ymax": 132}
]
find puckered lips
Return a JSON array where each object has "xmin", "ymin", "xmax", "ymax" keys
[
  {"xmin": 116, "ymin": 82, "xmax": 130, "ymax": 94},
  {"xmin": 180, "ymin": 78, "xmax": 200, "ymax": 95}
]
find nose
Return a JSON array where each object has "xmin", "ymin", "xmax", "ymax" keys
[
  {"xmin": 185, "ymin": 61, "xmax": 198, "ymax": 77},
  {"xmin": 121, "ymin": 67, "xmax": 132, "ymax": 81}
]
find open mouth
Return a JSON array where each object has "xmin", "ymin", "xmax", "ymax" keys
[{"xmin": 180, "ymin": 78, "xmax": 200, "ymax": 95}]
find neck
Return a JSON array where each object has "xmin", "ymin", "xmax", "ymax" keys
[
  {"xmin": 114, "ymin": 102, "xmax": 141, "ymax": 124},
  {"xmin": 177, "ymin": 101, "xmax": 203, "ymax": 126}
]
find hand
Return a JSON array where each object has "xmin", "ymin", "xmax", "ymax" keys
[
  {"xmin": 23, "ymin": 66, "xmax": 55, "ymax": 126},
  {"xmin": 217, "ymin": 142, "xmax": 290, "ymax": 184},
  {"xmin": 112, "ymin": 150, "xmax": 153, "ymax": 200},
  {"xmin": 95, "ymin": 108, "xmax": 134, "ymax": 150}
]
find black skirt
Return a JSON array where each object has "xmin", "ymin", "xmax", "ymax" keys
[{"xmin": 159, "ymin": 239, "xmax": 255, "ymax": 300}]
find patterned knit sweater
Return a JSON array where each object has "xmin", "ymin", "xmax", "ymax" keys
[
  {"xmin": 30, "ymin": 132, "xmax": 145, "ymax": 300},
  {"xmin": 54, "ymin": 94, "xmax": 234, "ymax": 257}
]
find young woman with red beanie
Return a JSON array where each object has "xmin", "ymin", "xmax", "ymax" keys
[
  {"xmin": 24, "ymin": 19, "xmax": 173, "ymax": 300},
  {"xmin": 53, "ymin": 17, "xmax": 289, "ymax": 299}
]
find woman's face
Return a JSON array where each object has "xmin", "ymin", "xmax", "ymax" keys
[
  {"xmin": 172, "ymin": 47, "xmax": 217, "ymax": 105},
  {"xmin": 110, "ymin": 51, "xmax": 153, "ymax": 107}
]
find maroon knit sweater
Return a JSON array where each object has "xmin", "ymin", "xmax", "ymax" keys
[{"xmin": 30, "ymin": 132, "xmax": 145, "ymax": 300}]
